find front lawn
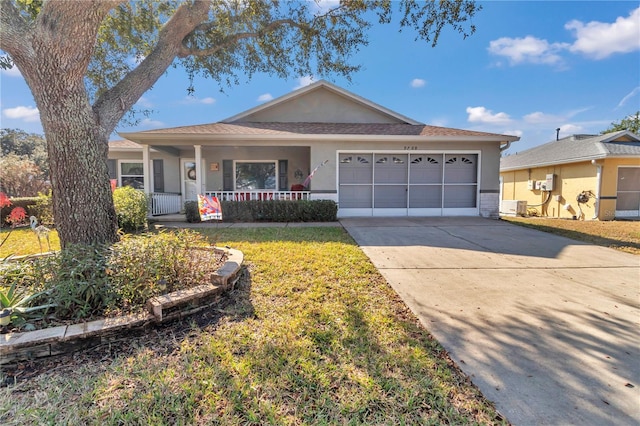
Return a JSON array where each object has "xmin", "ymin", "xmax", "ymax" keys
[
  {"xmin": 1, "ymin": 227, "xmax": 504, "ymax": 425},
  {"xmin": 0, "ymin": 227, "xmax": 61, "ymax": 258}
]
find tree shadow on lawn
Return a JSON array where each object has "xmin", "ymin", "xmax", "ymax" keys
[{"xmin": 0, "ymin": 266, "xmax": 256, "ymax": 386}]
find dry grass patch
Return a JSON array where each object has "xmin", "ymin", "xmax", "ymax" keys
[
  {"xmin": 1, "ymin": 227, "xmax": 505, "ymax": 425},
  {"xmin": 503, "ymin": 217, "xmax": 640, "ymax": 255}
]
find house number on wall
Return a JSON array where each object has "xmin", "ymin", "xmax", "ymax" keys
[{"xmin": 403, "ymin": 146, "xmax": 418, "ymax": 150}]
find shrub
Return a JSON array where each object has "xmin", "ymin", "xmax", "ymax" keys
[
  {"xmin": 113, "ymin": 186, "xmax": 148, "ymax": 232},
  {"xmin": 107, "ymin": 230, "xmax": 215, "ymax": 307},
  {"xmin": 44, "ymin": 244, "xmax": 116, "ymax": 320},
  {"xmin": 184, "ymin": 200, "xmax": 201, "ymax": 223},
  {"xmin": 219, "ymin": 200, "xmax": 337, "ymax": 222},
  {"xmin": 32, "ymin": 191, "xmax": 54, "ymax": 226}
]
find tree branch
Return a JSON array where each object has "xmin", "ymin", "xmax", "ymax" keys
[
  {"xmin": 0, "ymin": 0, "xmax": 33, "ymax": 61},
  {"xmin": 179, "ymin": 18, "xmax": 307, "ymax": 58},
  {"xmin": 93, "ymin": 0, "xmax": 211, "ymax": 133}
]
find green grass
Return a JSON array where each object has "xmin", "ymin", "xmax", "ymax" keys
[
  {"xmin": 1, "ymin": 227, "xmax": 504, "ymax": 425},
  {"xmin": 0, "ymin": 227, "xmax": 60, "ymax": 257}
]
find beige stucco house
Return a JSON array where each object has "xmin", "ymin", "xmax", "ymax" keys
[
  {"xmin": 500, "ymin": 131, "xmax": 640, "ymax": 220},
  {"xmin": 111, "ymin": 80, "xmax": 519, "ymax": 218}
]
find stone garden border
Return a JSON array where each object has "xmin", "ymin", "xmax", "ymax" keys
[{"xmin": 0, "ymin": 247, "xmax": 243, "ymax": 366}]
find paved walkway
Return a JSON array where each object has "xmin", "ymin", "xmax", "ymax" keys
[{"xmin": 340, "ymin": 217, "xmax": 640, "ymax": 426}]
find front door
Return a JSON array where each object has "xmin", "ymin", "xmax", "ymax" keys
[{"xmin": 181, "ymin": 159, "xmax": 198, "ymax": 203}]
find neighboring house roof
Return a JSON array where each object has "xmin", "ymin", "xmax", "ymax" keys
[{"xmin": 500, "ymin": 130, "xmax": 640, "ymax": 171}]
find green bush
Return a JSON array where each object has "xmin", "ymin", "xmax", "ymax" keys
[
  {"xmin": 43, "ymin": 244, "xmax": 116, "ymax": 320},
  {"xmin": 32, "ymin": 191, "xmax": 54, "ymax": 226},
  {"xmin": 184, "ymin": 200, "xmax": 201, "ymax": 223},
  {"xmin": 113, "ymin": 186, "xmax": 148, "ymax": 232},
  {"xmin": 219, "ymin": 200, "xmax": 337, "ymax": 222},
  {"xmin": 108, "ymin": 230, "xmax": 213, "ymax": 307}
]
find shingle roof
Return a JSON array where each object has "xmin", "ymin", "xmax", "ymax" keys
[
  {"xmin": 121, "ymin": 121, "xmax": 513, "ymax": 138},
  {"xmin": 108, "ymin": 139, "xmax": 142, "ymax": 149},
  {"xmin": 500, "ymin": 131, "xmax": 640, "ymax": 171}
]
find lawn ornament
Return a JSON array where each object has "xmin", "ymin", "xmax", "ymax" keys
[{"xmin": 29, "ymin": 216, "xmax": 51, "ymax": 253}]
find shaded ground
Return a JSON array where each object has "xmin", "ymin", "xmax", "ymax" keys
[{"xmin": 503, "ymin": 217, "xmax": 640, "ymax": 255}]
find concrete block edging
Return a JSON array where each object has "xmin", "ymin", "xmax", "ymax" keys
[{"xmin": 1, "ymin": 247, "xmax": 243, "ymax": 365}]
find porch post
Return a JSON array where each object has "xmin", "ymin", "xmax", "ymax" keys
[
  {"xmin": 195, "ymin": 144, "xmax": 202, "ymax": 196},
  {"xmin": 142, "ymin": 144, "xmax": 151, "ymax": 195}
]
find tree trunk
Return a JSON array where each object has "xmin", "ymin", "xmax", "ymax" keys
[{"xmin": 37, "ymin": 84, "xmax": 119, "ymax": 247}]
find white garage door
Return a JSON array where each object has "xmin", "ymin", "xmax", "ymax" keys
[
  {"xmin": 616, "ymin": 167, "xmax": 640, "ymax": 218},
  {"xmin": 338, "ymin": 152, "xmax": 479, "ymax": 217}
]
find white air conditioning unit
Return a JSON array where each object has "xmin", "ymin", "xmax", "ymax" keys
[{"xmin": 500, "ymin": 200, "xmax": 527, "ymax": 217}]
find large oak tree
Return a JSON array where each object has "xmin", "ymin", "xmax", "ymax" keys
[{"xmin": 1, "ymin": 0, "xmax": 480, "ymax": 247}]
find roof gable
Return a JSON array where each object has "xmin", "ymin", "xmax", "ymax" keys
[
  {"xmin": 223, "ymin": 80, "xmax": 421, "ymax": 125},
  {"xmin": 501, "ymin": 130, "xmax": 640, "ymax": 171}
]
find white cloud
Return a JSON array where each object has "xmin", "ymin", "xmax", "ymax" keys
[
  {"xmin": 466, "ymin": 106, "xmax": 512, "ymax": 124},
  {"xmin": 557, "ymin": 124, "xmax": 583, "ymax": 138},
  {"xmin": 504, "ymin": 129, "xmax": 523, "ymax": 138},
  {"xmin": 616, "ymin": 86, "xmax": 640, "ymax": 109},
  {"xmin": 293, "ymin": 76, "xmax": 315, "ymax": 90},
  {"xmin": 311, "ymin": 0, "xmax": 340, "ymax": 15},
  {"xmin": 139, "ymin": 118, "xmax": 164, "ymax": 128},
  {"xmin": 257, "ymin": 93, "xmax": 274, "ymax": 102},
  {"xmin": 3, "ymin": 105, "xmax": 40, "ymax": 122},
  {"xmin": 523, "ymin": 111, "xmax": 564, "ymax": 124},
  {"xmin": 181, "ymin": 96, "xmax": 216, "ymax": 105},
  {"xmin": 410, "ymin": 78, "xmax": 426, "ymax": 88},
  {"xmin": 566, "ymin": 7, "xmax": 640, "ymax": 59},
  {"xmin": 135, "ymin": 96, "xmax": 153, "ymax": 108},
  {"xmin": 488, "ymin": 36, "xmax": 568, "ymax": 66},
  {"xmin": 0, "ymin": 66, "xmax": 22, "ymax": 78}
]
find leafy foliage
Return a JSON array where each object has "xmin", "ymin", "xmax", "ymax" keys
[
  {"xmin": 601, "ymin": 111, "xmax": 640, "ymax": 134},
  {"xmin": 108, "ymin": 230, "xmax": 217, "ymax": 307},
  {"xmin": 0, "ymin": 230, "xmax": 221, "ymax": 328},
  {"xmin": 113, "ymin": 186, "xmax": 148, "ymax": 232},
  {"xmin": 43, "ymin": 244, "xmax": 115, "ymax": 320},
  {"xmin": 0, "ymin": 153, "xmax": 49, "ymax": 197},
  {"xmin": 0, "ymin": 128, "xmax": 48, "ymax": 177}
]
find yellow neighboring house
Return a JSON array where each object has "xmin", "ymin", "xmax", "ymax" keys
[{"xmin": 500, "ymin": 130, "xmax": 640, "ymax": 220}]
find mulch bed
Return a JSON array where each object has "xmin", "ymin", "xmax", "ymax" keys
[{"xmin": 1, "ymin": 267, "xmax": 252, "ymax": 387}]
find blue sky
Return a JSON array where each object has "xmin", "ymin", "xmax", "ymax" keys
[{"xmin": 1, "ymin": 1, "xmax": 639, "ymax": 154}]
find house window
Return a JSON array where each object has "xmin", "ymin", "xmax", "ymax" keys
[
  {"xmin": 120, "ymin": 162, "xmax": 144, "ymax": 189},
  {"xmin": 235, "ymin": 161, "xmax": 277, "ymax": 190}
]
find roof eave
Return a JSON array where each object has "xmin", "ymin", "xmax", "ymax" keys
[{"xmin": 118, "ymin": 132, "xmax": 519, "ymax": 144}]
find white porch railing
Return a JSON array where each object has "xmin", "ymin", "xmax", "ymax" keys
[
  {"xmin": 149, "ymin": 192, "xmax": 182, "ymax": 216},
  {"xmin": 205, "ymin": 191, "xmax": 311, "ymax": 201}
]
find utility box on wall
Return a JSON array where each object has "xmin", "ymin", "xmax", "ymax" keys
[{"xmin": 540, "ymin": 174, "xmax": 555, "ymax": 191}]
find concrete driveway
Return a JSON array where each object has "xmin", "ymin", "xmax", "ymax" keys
[{"xmin": 341, "ymin": 217, "xmax": 639, "ymax": 426}]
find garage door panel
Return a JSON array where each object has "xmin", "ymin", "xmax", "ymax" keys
[
  {"xmin": 374, "ymin": 185, "xmax": 407, "ymax": 208},
  {"xmin": 339, "ymin": 185, "xmax": 372, "ymax": 208},
  {"xmin": 410, "ymin": 154, "xmax": 443, "ymax": 184},
  {"xmin": 409, "ymin": 185, "xmax": 442, "ymax": 208},
  {"xmin": 375, "ymin": 155, "xmax": 407, "ymax": 184},
  {"xmin": 339, "ymin": 154, "xmax": 372, "ymax": 184},
  {"xmin": 444, "ymin": 154, "xmax": 477, "ymax": 184},
  {"xmin": 444, "ymin": 185, "xmax": 477, "ymax": 208}
]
